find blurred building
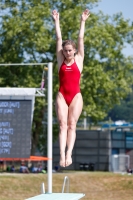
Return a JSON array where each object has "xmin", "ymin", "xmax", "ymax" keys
[{"xmin": 53, "ymin": 127, "xmax": 133, "ymax": 171}]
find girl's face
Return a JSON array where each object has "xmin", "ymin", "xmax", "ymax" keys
[{"xmin": 62, "ymin": 44, "xmax": 76, "ymax": 60}]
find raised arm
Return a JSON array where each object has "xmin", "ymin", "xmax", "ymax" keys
[
  {"xmin": 77, "ymin": 9, "xmax": 90, "ymax": 59},
  {"xmin": 52, "ymin": 10, "xmax": 64, "ymax": 68}
]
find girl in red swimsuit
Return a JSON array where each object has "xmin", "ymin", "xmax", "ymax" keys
[{"xmin": 52, "ymin": 9, "xmax": 90, "ymax": 167}]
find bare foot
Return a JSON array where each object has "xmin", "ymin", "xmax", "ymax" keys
[
  {"xmin": 65, "ymin": 151, "xmax": 72, "ymax": 167},
  {"xmin": 59, "ymin": 152, "xmax": 65, "ymax": 167}
]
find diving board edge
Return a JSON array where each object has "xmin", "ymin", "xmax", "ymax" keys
[{"xmin": 25, "ymin": 193, "xmax": 85, "ymax": 200}]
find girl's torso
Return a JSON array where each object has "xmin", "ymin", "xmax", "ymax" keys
[
  {"xmin": 58, "ymin": 60, "xmax": 81, "ymax": 105},
  {"xmin": 58, "ymin": 54, "xmax": 83, "ymax": 73}
]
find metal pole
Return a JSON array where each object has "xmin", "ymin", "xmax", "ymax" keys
[
  {"xmin": 62, "ymin": 176, "xmax": 69, "ymax": 193},
  {"xmin": 0, "ymin": 63, "xmax": 48, "ymax": 66},
  {"xmin": 83, "ymin": 111, "xmax": 87, "ymax": 129},
  {"xmin": 47, "ymin": 62, "xmax": 53, "ymax": 193}
]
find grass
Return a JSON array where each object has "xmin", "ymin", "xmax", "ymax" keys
[{"xmin": 0, "ymin": 171, "xmax": 133, "ymax": 200}]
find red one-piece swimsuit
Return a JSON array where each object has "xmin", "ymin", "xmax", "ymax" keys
[{"xmin": 59, "ymin": 61, "xmax": 81, "ymax": 106}]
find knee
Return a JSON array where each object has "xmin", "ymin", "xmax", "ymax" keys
[
  {"xmin": 59, "ymin": 120, "xmax": 67, "ymax": 131},
  {"xmin": 68, "ymin": 120, "xmax": 76, "ymax": 131}
]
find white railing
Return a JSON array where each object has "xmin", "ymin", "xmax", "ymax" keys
[{"xmin": 62, "ymin": 176, "xmax": 69, "ymax": 193}]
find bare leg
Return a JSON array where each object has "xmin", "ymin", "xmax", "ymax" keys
[
  {"xmin": 55, "ymin": 92, "xmax": 68, "ymax": 167},
  {"xmin": 65, "ymin": 93, "xmax": 83, "ymax": 167}
]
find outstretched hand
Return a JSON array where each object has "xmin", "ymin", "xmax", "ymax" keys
[
  {"xmin": 52, "ymin": 10, "xmax": 59, "ymax": 21},
  {"xmin": 81, "ymin": 9, "xmax": 90, "ymax": 21}
]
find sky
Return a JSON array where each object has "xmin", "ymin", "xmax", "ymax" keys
[{"xmin": 91, "ymin": 0, "xmax": 133, "ymax": 56}]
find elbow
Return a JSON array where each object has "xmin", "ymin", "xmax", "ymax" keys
[
  {"xmin": 57, "ymin": 36, "xmax": 62, "ymax": 40},
  {"xmin": 56, "ymin": 36, "xmax": 62, "ymax": 40},
  {"xmin": 78, "ymin": 36, "xmax": 84, "ymax": 40}
]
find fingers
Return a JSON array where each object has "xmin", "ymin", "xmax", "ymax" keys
[
  {"xmin": 52, "ymin": 10, "xmax": 58, "ymax": 16},
  {"xmin": 81, "ymin": 9, "xmax": 90, "ymax": 21},
  {"xmin": 84, "ymin": 9, "xmax": 90, "ymax": 16},
  {"xmin": 84, "ymin": 9, "xmax": 89, "ymax": 13},
  {"xmin": 84, "ymin": 9, "xmax": 90, "ymax": 15},
  {"xmin": 52, "ymin": 10, "xmax": 59, "ymax": 20},
  {"xmin": 52, "ymin": 9, "xmax": 56, "ymax": 14}
]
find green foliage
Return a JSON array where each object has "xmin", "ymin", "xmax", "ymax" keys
[
  {"xmin": 0, "ymin": 0, "xmax": 52, "ymax": 155},
  {"xmin": 108, "ymin": 91, "xmax": 133, "ymax": 122},
  {"xmin": 0, "ymin": 0, "xmax": 133, "ymax": 153},
  {"xmin": 81, "ymin": 12, "xmax": 133, "ymax": 121}
]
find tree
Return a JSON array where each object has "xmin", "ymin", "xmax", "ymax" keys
[
  {"xmin": 108, "ymin": 91, "xmax": 133, "ymax": 122},
  {"xmin": 0, "ymin": 0, "xmax": 52, "ymax": 155},
  {"xmin": 0, "ymin": 0, "xmax": 133, "ymax": 153},
  {"xmin": 50, "ymin": 1, "xmax": 133, "ymax": 122}
]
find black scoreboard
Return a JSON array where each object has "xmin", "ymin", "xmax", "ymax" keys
[{"xmin": 0, "ymin": 100, "xmax": 32, "ymax": 158}]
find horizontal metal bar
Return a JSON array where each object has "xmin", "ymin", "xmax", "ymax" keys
[
  {"xmin": 0, "ymin": 88, "xmax": 45, "ymax": 97},
  {"xmin": 0, "ymin": 63, "xmax": 48, "ymax": 66}
]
